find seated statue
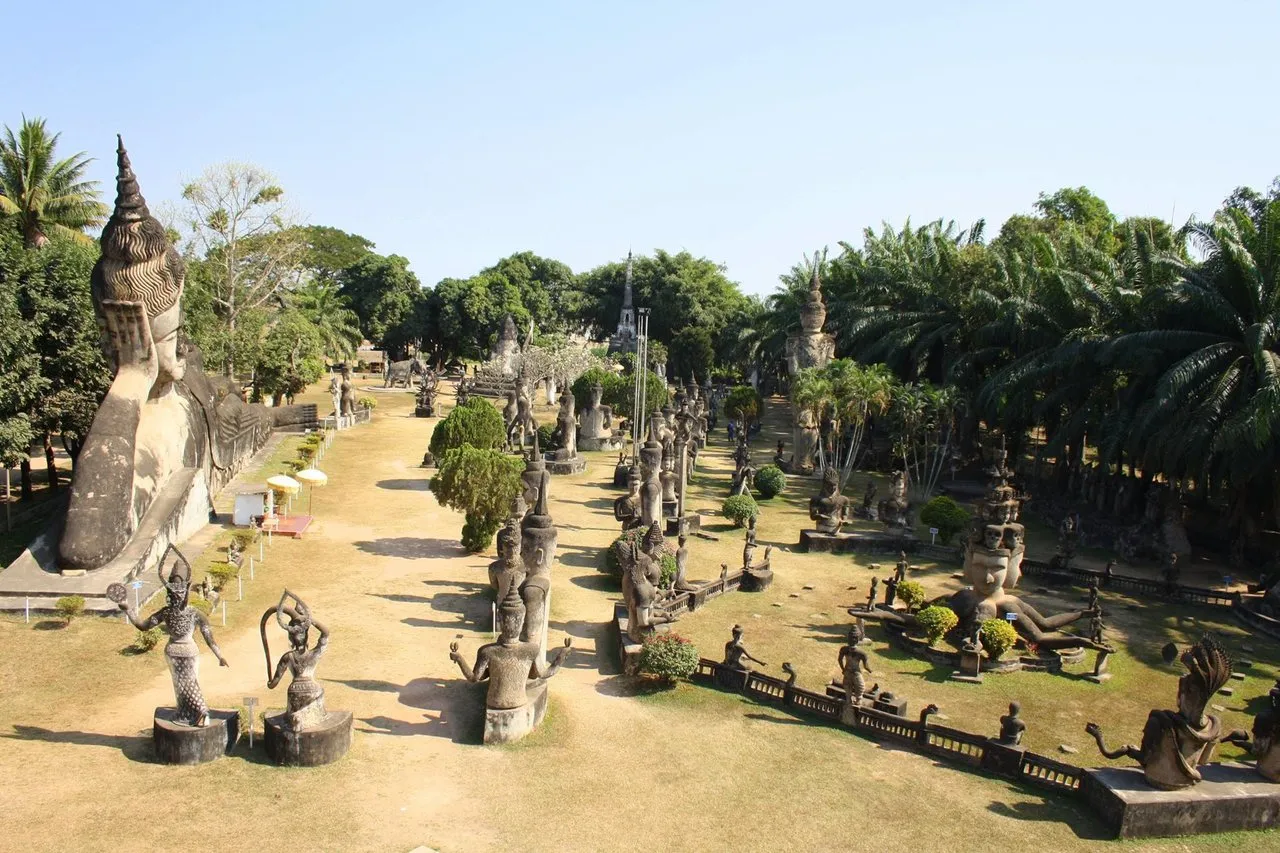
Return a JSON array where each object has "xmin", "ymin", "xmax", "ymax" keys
[
  {"xmin": 878, "ymin": 470, "xmax": 909, "ymax": 528},
  {"xmin": 60, "ymin": 139, "xmax": 308, "ymax": 574},
  {"xmin": 450, "ymin": 585, "xmax": 570, "ymax": 711},
  {"xmin": 723, "ymin": 624, "xmax": 767, "ymax": 671},
  {"xmin": 1226, "ymin": 685, "xmax": 1280, "ymax": 782},
  {"xmin": 997, "ymin": 701, "xmax": 1026, "ymax": 746},
  {"xmin": 578, "ymin": 383, "xmax": 613, "ymax": 440},
  {"xmin": 613, "ymin": 466, "xmax": 642, "ymax": 532},
  {"xmin": 1087, "ymin": 635, "xmax": 1232, "ymax": 790},
  {"xmin": 809, "ymin": 468, "xmax": 849, "ymax": 535},
  {"xmin": 622, "ymin": 540, "xmax": 674, "ymax": 642},
  {"xmin": 551, "ymin": 387, "xmax": 578, "ymax": 460},
  {"xmin": 487, "ymin": 514, "xmax": 525, "ymax": 602},
  {"xmin": 109, "ymin": 546, "xmax": 229, "ymax": 727},
  {"xmin": 260, "ymin": 589, "xmax": 331, "ymax": 731}
]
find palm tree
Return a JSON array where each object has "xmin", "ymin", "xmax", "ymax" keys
[
  {"xmin": 290, "ymin": 278, "xmax": 363, "ymax": 361},
  {"xmin": 0, "ymin": 117, "xmax": 106, "ymax": 248}
]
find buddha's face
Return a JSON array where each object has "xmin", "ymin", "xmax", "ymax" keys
[
  {"xmin": 966, "ymin": 548, "xmax": 1009, "ymax": 598},
  {"xmin": 983, "ymin": 525, "xmax": 1004, "ymax": 551}
]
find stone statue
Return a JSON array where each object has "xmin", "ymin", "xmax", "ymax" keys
[
  {"xmin": 450, "ymin": 585, "xmax": 570, "ymax": 710},
  {"xmin": 551, "ymin": 387, "xmax": 579, "ymax": 460},
  {"xmin": 861, "ymin": 480, "xmax": 877, "ymax": 517},
  {"xmin": 838, "ymin": 624, "xmax": 872, "ymax": 719},
  {"xmin": 613, "ymin": 466, "xmax": 643, "ymax": 532},
  {"xmin": 328, "ymin": 373, "xmax": 340, "ymax": 417},
  {"xmin": 108, "ymin": 546, "xmax": 228, "ymax": 726},
  {"xmin": 809, "ymin": 467, "xmax": 849, "ymax": 534},
  {"xmin": 621, "ymin": 538, "xmax": 674, "ymax": 642},
  {"xmin": 639, "ymin": 416, "xmax": 664, "ymax": 527},
  {"xmin": 723, "ymin": 624, "xmax": 766, "ymax": 671},
  {"xmin": 1087, "ymin": 634, "xmax": 1233, "ymax": 790},
  {"xmin": 866, "ymin": 577, "xmax": 879, "ymax": 610},
  {"xmin": 60, "ymin": 139, "xmax": 316, "ymax": 575},
  {"xmin": 673, "ymin": 534, "xmax": 694, "ymax": 591},
  {"xmin": 877, "ymin": 470, "xmax": 909, "ymax": 529},
  {"xmin": 997, "ymin": 701, "xmax": 1026, "ymax": 746},
  {"xmin": 455, "ymin": 377, "xmax": 472, "ymax": 407},
  {"xmin": 578, "ymin": 383, "xmax": 614, "ymax": 440},
  {"xmin": 260, "ymin": 589, "xmax": 330, "ymax": 731},
  {"xmin": 340, "ymin": 364, "xmax": 356, "ymax": 417},
  {"xmin": 895, "ymin": 551, "xmax": 909, "ymax": 583},
  {"xmin": 1161, "ymin": 550, "xmax": 1181, "ymax": 593},
  {"xmin": 1226, "ymin": 687, "xmax": 1280, "ymax": 782},
  {"xmin": 414, "ymin": 367, "xmax": 439, "ymax": 417},
  {"xmin": 794, "ymin": 408, "xmax": 820, "ymax": 474},
  {"xmin": 519, "ymin": 467, "xmax": 557, "ymax": 665},
  {"xmin": 1056, "ymin": 512, "xmax": 1080, "ymax": 568},
  {"xmin": 491, "ymin": 314, "xmax": 520, "ymax": 377},
  {"xmin": 488, "ymin": 513, "xmax": 525, "ymax": 602}
]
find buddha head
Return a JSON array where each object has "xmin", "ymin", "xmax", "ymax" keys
[{"xmin": 590, "ymin": 383, "xmax": 603, "ymax": 407}]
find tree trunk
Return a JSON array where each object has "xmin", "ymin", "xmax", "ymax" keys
[
  {"xmin": 44, "ymin": 433, "xmax": 58, "ymax": 491},
  {"xmin": 20, "ymin": 459, "xmax": 32, "ymax": 499}
]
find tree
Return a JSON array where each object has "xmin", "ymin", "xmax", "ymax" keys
[
  {"xmin": 428, "ymin": 272, "xmax": 527, "ymax": 362},
  {"xmin": 431, "ymin": 445, "xmax": 523, "ymax": 552},
  {"xmin": 177, "ymin": 162, "xmax": 304, "ymax": 376},
  {"xmin": 294, "ymin": 225, "xmax": 373, "ymax": 284},
  {"xmin": 339, "ymin": 253, "xmax": 424, "ymax": 358},
  {"xmin": 669, "ymin": 326, "xmax": 715, "ymax": 380},
  {"xmin": 723, "ymin": 385, "xmax": 762, "ymax": 429},
  {"xmin": 0, "ymin": 118, "xmax": 107, "ymax": 248},
  {"xmin": 481, "ymin": 252, "xmax": 579, "ymax": 335},
  {"xmin": 252, "ymin": 311, "xmax": 326, "ymax": 405},
  {"xmin": 290, "ymin": 279, "xmax": 362, "ymax": 361},
  {"xmin": 886, "ymin": 381, "xmax": 957, "ymax": 504},
  {"xmin": 428, "ymin": 397, "xmax": 507, "ymax": 460}
]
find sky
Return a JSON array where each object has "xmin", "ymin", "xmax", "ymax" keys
[{"xmin": 14, "ymin": 0, "xmax": 1279, "ymax": 296}]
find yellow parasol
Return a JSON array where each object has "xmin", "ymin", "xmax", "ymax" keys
[
  {"xmin": 266, "ymin": 474, "xmax": 301, "ymax": 518},
  {"xmin": 296, "ymin": 468, "xmax": 328, "ymax": 514}
]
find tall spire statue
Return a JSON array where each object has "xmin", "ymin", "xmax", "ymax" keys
[{"xmin": 608, "ymin": 250, "xmax": 638, "ymax": 354}]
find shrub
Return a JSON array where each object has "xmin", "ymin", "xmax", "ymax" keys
[
  {"xmin": 660, "ymin": 554, "xmax": 677, "ymax": 588},
  {"xmin": 896, "ymin": 580, "xmax": 927, "ymax": 612},
  {"xmin": 980, "ymin": 618, "xmax": 1019, "ymax": 660},
  {"xmin": 638, "ymin": 633, "xmax": 699, "ymax": 683},
  {"xmin": 206, "ymin": 562, "xmax": 239, "ymax": 591},
  {"xmin": 723, "ymin": 385, "xmax": 763, "ymax": 428},
  {"xmin": 230, "ymin": 529, "xmax": 259, "ymax": 550},
  {"xmin": 754, "ymin": 464, "xmax": 786, "ymax": 499},
  {"xmin": 432, "ymin": 445, "xmax": 524, "ymax": 553},
  {"xmin": 536, "ymin": 422, "xmax": 560, "ymax": 452},
  {"xmin": 572, "ymin": 366, "xmax": 668, "ymax": 420},
  {"xmin": 358, "ymin": 396, "xmax": 377, "ymax": 410},
  {"xmin": 55, "ymin": 595, "xmax": 85, "ymax": 623},
  {"xmin": 916, "ymin": 605, "xmax": 958, "ymax": 646},
  {"xmin": 131, "ymin": 625, "xmax": 164, "ymax": 653},
  {"xmin": 429, "ymin": 397, "xmax": 506, "ymax": 459},
  {"xmin": 919, "ymin": 495, "xmax": 971, "ymax": 544},
  {"xmin": 297, "ymin": 444, "xmax": 317, "ymax": 464},
  {"xmin": 605, "ymin": 529, "xmax": 673, "ymax": 579},
  {"xmin": 189, "ymin": 595, "xmax": 213, "ymax": 615},
  {"xmin": 721, "ymin": 493, "xmax": 759, "ymax": 528}
]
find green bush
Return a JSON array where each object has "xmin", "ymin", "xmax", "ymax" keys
[
  {"xmin": 131, "ymin": 625, "xmax": 164, "ymax": 653},
  {"xmin": 916, "ymin": 605, "xmax": 958, "ymax": 646},
  {"xmin": 429, "ymin": 397, "xmax": 507, "ymax": 459},
  {"xmin": 605, "ymin": 529, "xmax": 673, "ymax": 579},
  {"xmin": 536, "ymin": 422, "xmax": 560, "ymax": 452},
  {"xmin": 189, "ymin": 595, "xmax": 213, "ymax": 615},
  {"xmin": 919, "ymin": 495, "xmax": 971, "ymax": 544},
  {"xmin": 206, "ymin": 562, "xmax": 239, "ymax": 591},
  {"xmin": 358, "ymin": 395, "xmax": 377, "ymax": 410},
  {"xmin": 721, "ymin": 493, "xmax": 759, "ymax": 528},
  {"xmin": 55, "ymin": 595, "xmax": 84, "ymax": 623},
  {"xmin": 230, "ymin": 529, "xmax": 259, "ymax": 550},
  {"xmin": 896, "ymin": 580, "xmax": 927, "ymax": 612},
  {"xmin": 754, "ymin": 464, "xmax": 786, "ymax": 499},
  {"xmin": 660, "ymin": 554, "xmax": 677, "ymax": 588},
  {"xmin": 980, "ymin": 618, "xmax": 1019, "ymax": 660},
  {"xmin": 432, "ymin": 445, "xmax": 524, "ymax": 553},
  {"xmin": 723, "ymin": 385, "xmax": 763, "ymax": 427},
  {"xmin": 571, "ymin": 366, "xmax": 667, "ymax": 420},
  {"xmin": 637, "ymin": 633, "xmax": 699, "ymax": 683}
]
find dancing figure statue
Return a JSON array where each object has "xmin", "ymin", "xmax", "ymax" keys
[
  {"xmin": 261, "ymin": 590, "xmax": 331, "ymax": 731},
  {"xmin": 108, "ymin": 546, "xmax": 228, "ymax": 727},
  {"xmin": 838, "ymin": 624, "xmax": 872, "ymax": 717}
]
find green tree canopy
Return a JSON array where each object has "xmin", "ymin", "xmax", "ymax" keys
[
  {"xmin": 0, "ymin": 117, "xmax": 106, "ymax": 248},
  {"xmin": 339, "ymin": 253, "xmax": 424, "ymax": 358}
]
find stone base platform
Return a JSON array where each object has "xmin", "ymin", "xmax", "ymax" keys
[
  {"xmin": 740, "ymin": 568, "xmax": 773, "ymax": 592},
  {"xmin": 545, "ymin": 455, "xmax": 587, "ymax": 475},
  {"xmin": 579, "ymin": 435, "xmax": 625, "ymax": 453},
  {"xmin": 485, "ymin": 681, "xmax": 548, "ymax": 745},
  {"xmin": 665, "ymin": 513, "xmax": 702, "ymax": 536},
  {"xmin": 414, "ymin": 405, "xmax": 435, "ymax": 418},
  {"xmin": 153, "ymin": 707, "xmax": 239, "ymax": 765},
  {"xmin": 1082, "ymin": 763, "xmax": 1280, "ymax": 838},
  {"xmin": 264, "ymin": 710, "xmax": 353, "ymax": 766},
  {"xmin": 799, "ymin": 529, "xmax": 917, "ymax": 554}
]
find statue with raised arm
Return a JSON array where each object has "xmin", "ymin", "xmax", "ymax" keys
[
  {"xmin": 108, "ymin": 546, "xmax": 228, "ymax": 727},
  {"xmin": 1086, "ymin": 634, "xmax": 1232, "ymax": 790},
  {"xmin": 723, "ymin": 624, "xmax": 767, "ymax": 671},
  {"xmin": 260, "ymin": 590, "xmax": 330, "ymax": 731}
]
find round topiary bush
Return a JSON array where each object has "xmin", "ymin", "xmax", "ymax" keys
[
  {"xmin": 429, "ymin": 397, "xmax": 507, "ymax": 459},
  {"xmin": 896, "ymin": 580, "xmax": 927, "ymax": 612},
  {"xmin": 754, "ymin": 464, "xmax": 786, "ymax": 499},
  {"xmin": 979, "ymin": 617, "xmax": 1019, "ymax": 660},
  {"xmin": 721, "ymin": 493, "xmax": 759, "ymax": 527},
  {"xmin": 358, "ymin": 395, "xmax": 377, "ymax": 410},
  {"xmin": 916, "ymin": 605, "xmax": 958, "ymax": 646},
  {"xmin": 55, "ymin": 595, "xmax": 85, "ymax": 624},
  {"xmin": 431, "ymin": 445, "xmax": 524, "ymax": 553},
  {"xmin": 637, "ymin": 633, "xmax": 699, "ymax": 683},
  {"xmin": 919, "ymin": 495, "xmax": 971, "ymax": 544}
]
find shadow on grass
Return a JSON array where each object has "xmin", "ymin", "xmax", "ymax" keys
[
  {"xmin": 570, "ymin": 573, "xmax": 617, "ymax": 592},
  {"xmin": 986, "ymin": 798, "xmax": 1111, "ymax": 841},
  {"xmin": 375, "ymin": 478, "xmax": 430, "ymax": 491},
  {"xmin": 33, "ymin": 620, "xmax": 67, "ymax": 631},
  {"xmin": 366, "ymin": 592, "xmax": 432, "ymax": 604},
  {"xmin": 743, "ymin": 711, "xmax": 818, "ymax": 727},
  {"xmin": 3, "ymin": 724, "xmax": 154, "ymax": 763},
  {"xmin": 558, "ymin": 548, "xmax": 603, "ymax": 570},
  {"xmin": 548, "ymin": 618, "xmax": 612, "ymax": 670},
  {"xmin": 594, "ymin": 674, "xmax": 679, "ymax": 697},
  {"xmin": 354, "ymin": 537, "xmax": 464, "ymax": 559},
  {"xmin": 583, "ymin": 497, "xmax": 614, "ymax": 511},
  {"xmin": 349, "ymin": 676, "xmax": 485, "ymax": 744}
]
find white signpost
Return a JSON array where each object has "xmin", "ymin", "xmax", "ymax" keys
[
  {"xmin": 929, "ymin": 527, "xmax": 939, "ymax": 545},
  {"xmin": 130, "ymin": 579, "xmax": 143, "ymax": 611}
]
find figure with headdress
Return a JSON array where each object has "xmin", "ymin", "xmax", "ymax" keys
[
  {"xmin": 108, "ymin": 546, "xmax": 228, "ymax": 727},
  {"xmin": 261, "ymin": 589, "xmax": 330, "ymax": 731},
  {"xmin": 1087, "ymin": 634, "xmax": 1233, "ymax": 789}
]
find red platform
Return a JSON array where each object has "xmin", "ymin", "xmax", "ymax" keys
[{"xmin": 258, "ymin": 515, "xmax": 313, "ymax": 538}]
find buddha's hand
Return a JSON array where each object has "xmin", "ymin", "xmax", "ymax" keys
[{"xmin": 101, "ymin": 300, "xmax": 158, "ymax": 387}]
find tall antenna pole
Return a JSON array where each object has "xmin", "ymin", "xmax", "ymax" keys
[{"xmin": 637, "ymin": 308, "xmax": 650, "ymax": 458}]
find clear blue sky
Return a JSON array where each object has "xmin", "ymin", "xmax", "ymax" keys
[{"xmin": 15, "ymin": 1, "xmax": 1279, "ymax": 296}]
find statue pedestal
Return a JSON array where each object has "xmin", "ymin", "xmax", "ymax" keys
[
  {"xmin": 579, "ymin": 435, "xmax": 625, "ymax": 452},
  {"xmin": 799, "ymin": 529, "xmax": 917, "ymax": 554},
  {"xmin": 1082, "ymin": 763, "xmax": 1280, "ymax": 839},
  {"xmin": 414, "ymin": 405, "xmax": 435, "ymax": 418},
  {"xmin": 545, "ymin": 455, "xmax": 586, "ymax": 475},
  {"xmin": 665, "ymin": 513, "xmax": 701, "ymax": 537},
  {"xmin": 484, "ymin": 681, "xmax": 549, "ymax": 745},
  {"xmin": 153, "ymin": 707, "xmax": 239, "ymax": 765},
  {"xmin": 741, "ymin": 568, "xmax": 773, "ymax": 592},
  {"xmin": 263, "ymin": 710, "xmax": 353, "ymax": 766},
  {"xmin": 981, "ymin": 742, "xmax": 1025, "ymax": 776}
]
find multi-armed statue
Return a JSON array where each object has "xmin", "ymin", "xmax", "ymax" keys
[{"xmin": 59, "ymin": 138, "xmax": 311, "ymax": 578}]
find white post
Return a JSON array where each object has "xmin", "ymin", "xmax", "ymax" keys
[
  {"xmin": 492, "ymin": 602, "xmax": 497, "ymax": 637},
  {"xmin": 259, "ymin": 536, "xmax": 264, "ymax": 562},
  {"xmin": 221, "ymin": 600, "xmax": 227, "ymax": 626},
  {"xmin": 244, "ymin": 696, "xmax": 258, "ymax": 749},
  {"xmin": 268, "ymin": 528, "xmax": 273, "ymax": 547},
  {"xmin": 24, "ymin": 597, "xmax": 29, "ymax": 624},
  {"xmin": 238, "ymin": 575, "xmax": 243, "ymax": 601},
  {"xmin": 249, "ymin": 556, "xmax": 255, "ymax": 579}
]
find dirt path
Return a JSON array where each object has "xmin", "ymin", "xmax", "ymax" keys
[{"xmin": 0, "ymin": 385, "xmax": 1272, "ymax": 853}]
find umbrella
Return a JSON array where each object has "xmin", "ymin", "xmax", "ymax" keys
[
  {"xmin": 266, "ymin": 475, "xmax": 301, "ymax": 517},
  {"xmin": 296, "ymin": 468, "xmax": 328, "ymax": 514}
]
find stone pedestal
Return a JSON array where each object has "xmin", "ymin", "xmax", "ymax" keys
[
  {"xmin": 981, "ymin": 742, "xmax": 1025, "ymax": 777},
  {"xmin": 1082, "ymin": 764, "xmax": 1280, "ymax": 839},
  {"xmin": 263, "ymin": 710, "xmax": 353, "ymax": 766},
  {"xmin": 153, "ymin": 707, "xmax": 239, "ymax": 765},
  {"xmin": 951, "ymin": 646, "xmax": 984, "ymax": 683},
  {"xmin": 414, "ymin": 404, "xmax": 435, "ymax": 418},
  {"xmin": 799, "ymin": 529, "xmax": 917, "ymax": 554},
  {"xmin": 662, "ymin": 499, "xmax": 678, "ymax": 518},
  {"xmin": 483, "ymin": 681, "xmax": 550, "ymax": 745},
  {"xmin": 545, "ymin": 455, "xmax": 586, "ymax": 475},
  {"xmin": 741, "ymin": 568, "xmax": 773, "ymax": 592},
  {"xmin": 665, "ymin": 512, "xmax": 701, "ymax": 537},
  {"xmin": 579, "ymin": 435, "xmax": 625, "ymax": 453}
]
